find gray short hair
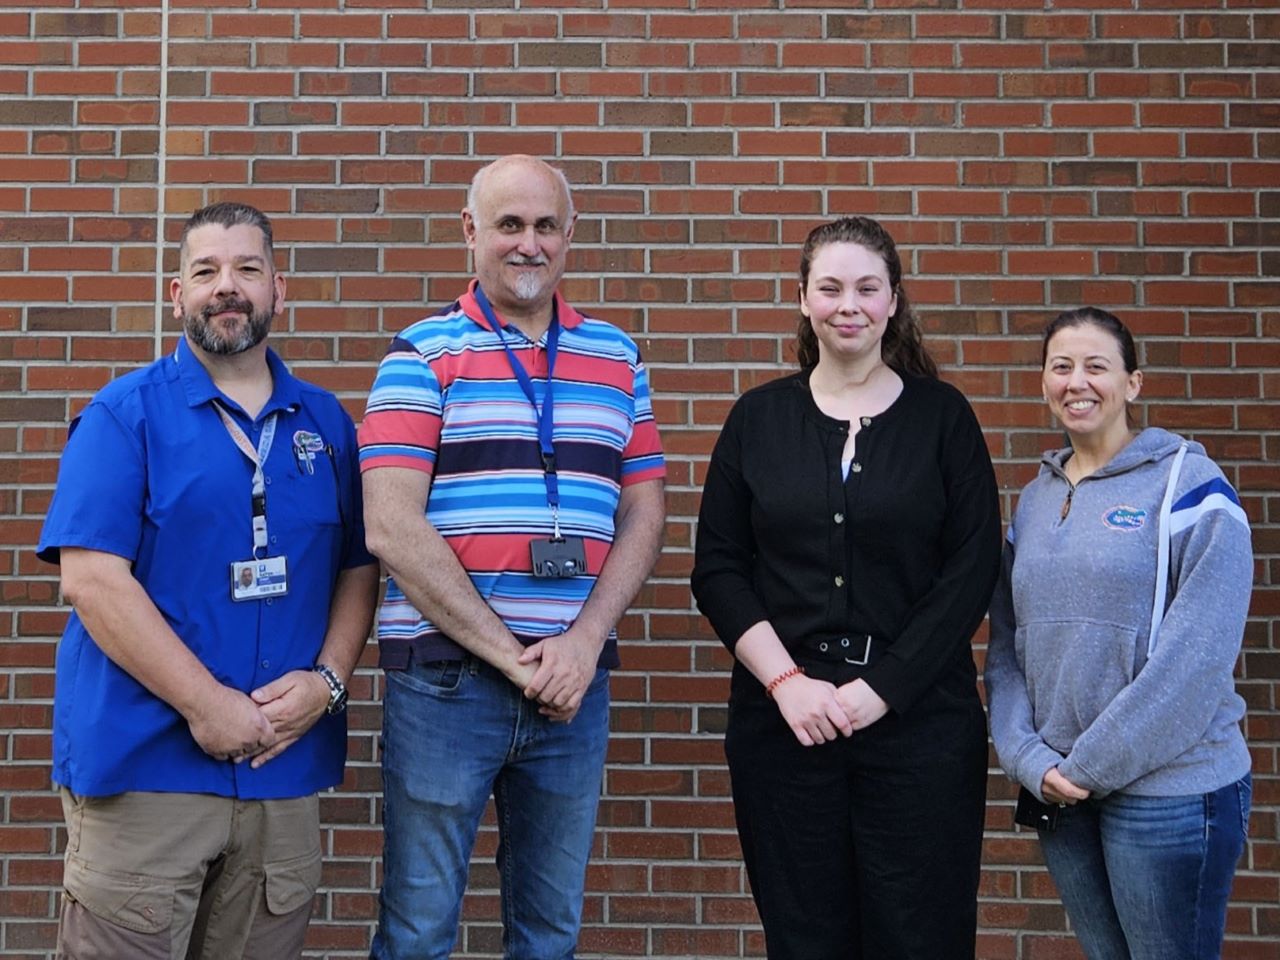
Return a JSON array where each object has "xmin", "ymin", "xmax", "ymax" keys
[{"xmin": 179, "ymin": 202, "xmax": 274, "ymax": 266}]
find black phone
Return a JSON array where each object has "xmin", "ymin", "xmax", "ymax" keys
[{"xmin": 1014, "ymin": 787, "xmax": 1062, "ymax": 832}]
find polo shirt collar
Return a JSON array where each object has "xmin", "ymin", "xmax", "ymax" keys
[
  {"xmin": 173, "ymin": 336, "xmax": 303, "ymax": 419},
  {"xmin": 459, "ymin": 278, "xmax": 585, "ymax": 335}
]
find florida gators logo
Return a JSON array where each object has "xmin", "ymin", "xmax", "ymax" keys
[{"xmin": 1103, "ymin": 506, "xmax": 1146, "ymax": 531}]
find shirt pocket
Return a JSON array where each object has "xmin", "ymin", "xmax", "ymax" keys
[{"xmin": 272, "ymin": 449, "xmax": 344, "ymax": 532}]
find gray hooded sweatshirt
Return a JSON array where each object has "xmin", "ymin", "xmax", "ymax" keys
[{"xmin": 986, "ymin": 427, "xmax": 1252, "ymax": 801}]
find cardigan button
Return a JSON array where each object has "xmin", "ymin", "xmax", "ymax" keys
[
  {"xmin": 834, "ymin": 512, "xmax": 844, "ymax": 524},
  {"xmin": 851, "ymin": 463, "xmax": 862, "ymax": 473},
  {"xmin": 860, "ymin": 417, "xmax": 871, "ymax": 427},
  {"xmin": 834, "ymin": 575, "xmax": 844, "ymax": 587}
]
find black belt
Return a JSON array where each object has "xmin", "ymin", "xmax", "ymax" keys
[{"xmin": 798, "ymin": 633, "xmax": 890, "ymax": 667}]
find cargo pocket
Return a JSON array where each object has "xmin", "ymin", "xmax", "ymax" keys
[
  {"xmin": 63, "ymin": 853, "xmax": 173, "ymax": 935},
  {"xmin": 263, "ymin": 850, "xmax": 321, "ymax": 917}
]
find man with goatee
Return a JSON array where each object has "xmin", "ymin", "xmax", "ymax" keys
[
  {"xmin": 359, "ymin": 156, "xmax": 666, "ymax": 958},
  {"xmin": 38, "ymin": 202, "xmax": 378, "ymax": 959}
]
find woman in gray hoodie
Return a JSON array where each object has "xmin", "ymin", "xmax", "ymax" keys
[{"xmin": 986, "ymin": 307, "xmax": 1252, "ymax": 960}]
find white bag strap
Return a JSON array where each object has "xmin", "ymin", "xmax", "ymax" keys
[{"xmin": 1147, "ymin": 441, "xmax": 1188, "ymax": 657}]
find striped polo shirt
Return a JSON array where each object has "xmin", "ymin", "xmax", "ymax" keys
[{"xmin": 358, "ymin": 280, "xmax": 665, "ymax": 668}]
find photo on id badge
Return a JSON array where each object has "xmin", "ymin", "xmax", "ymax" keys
[{"xmin": 231, "ymin": 556, "xmax": 288, "ymax": 601}]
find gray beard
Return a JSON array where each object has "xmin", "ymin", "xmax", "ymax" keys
[
  {"xmin": 184, "ymin": 301, "xmax": 273, "ymax": 356},
  {"xmin": 511, "ymin": 271, "xmax": 545, "ymax": 301}
]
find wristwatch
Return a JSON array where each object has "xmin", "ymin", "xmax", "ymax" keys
[{"xmin": 312, "ymin": 663, "xmax": 348, "ymax": 715}]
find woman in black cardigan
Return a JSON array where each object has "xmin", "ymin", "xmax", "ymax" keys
[{"xmin": 692, "ymin": 216, "xmax": 1002, "ymax": 960}]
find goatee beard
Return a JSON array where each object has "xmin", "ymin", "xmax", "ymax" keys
[
  {"xmin": 185, "ymin": 297, "xmax": 273, "ymax": 355},
  {"xmin": 512, "ymin": 272, "xmax": 544, "ymax": 301}
]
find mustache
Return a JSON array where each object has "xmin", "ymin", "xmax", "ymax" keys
[{"xmin": 201, "ymin": 297, "xmax": 254, "ymax": 320}]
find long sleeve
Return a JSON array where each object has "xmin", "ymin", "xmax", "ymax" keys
[
  {"xmin": 1058, "ymin": 467, "xmax": 1253, "ymax": 795},
  {"xmin": 691, "ymin": 399, "xmax": 771, "ymax": 652},
  {"xmin": 861, "ymin": 398, "xmax": 1003, "ymax": 714},
  {"xmin": 693, "ymin": 373, "xmax": 1001, "ymax": 704},
  {"xmin": 985, "ymin": 533, "xmax": 1069, "ymax": 801}
]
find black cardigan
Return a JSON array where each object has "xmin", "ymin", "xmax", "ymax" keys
[{"xmin": 691, "ymin": 369, "xmax": 1002, "ymax": 714}]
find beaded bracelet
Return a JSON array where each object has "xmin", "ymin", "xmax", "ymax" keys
[{"xmin": 765, "ymin": 666, "xmax": 804, "ymax": 699}]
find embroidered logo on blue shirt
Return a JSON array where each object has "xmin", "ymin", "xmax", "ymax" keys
[
  {"xmin": 1102, "ymin": 506, "xmax": 1146, "ymax": 531},
  {"xmin": 293, "ymin": 430, "xmax": 324, "ymax": 454},
  {"xmin": 292, "ymin": 430, "xmax": 325, "ymax": 475}
]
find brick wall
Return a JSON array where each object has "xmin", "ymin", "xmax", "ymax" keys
[{"xmin": 2, "ymin": 2, "xmax": 1278, "ymax": 957}]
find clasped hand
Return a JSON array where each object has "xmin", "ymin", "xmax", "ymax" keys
[
  {"xmin": 774, "ymin": 676, "xmax": 890, "ymax": 747},
  {"xmin": 515, "ymin": 627, "xmax": 599, "ymax": 724},
  {"xmin": 186, "ymin": 670, "xmax": 333, "ymax": 768},
  {"xmin": 1041, "ymin": 766, "xmax": 1090, "ymax": 805}
]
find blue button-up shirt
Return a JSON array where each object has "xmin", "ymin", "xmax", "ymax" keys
[{"xmin": 38, "ymin": 339, "xmax": 374, "ymax": 799}]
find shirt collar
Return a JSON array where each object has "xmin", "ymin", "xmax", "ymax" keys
[
  {"xmin": 173, "ymin": 336, "xmax": 302, "ymax": 419},
  {"xmin": 459, "ymin": 277, "xmax": 584, "ymax": 335}
]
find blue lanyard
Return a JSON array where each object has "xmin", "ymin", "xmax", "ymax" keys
[
  {"xmin": 473, "ymin": 284, "xmax": 563, "ymax": 522},
  {"xmin": 213, "ymin": 402, "xmax": 279, "ymax": 558}
]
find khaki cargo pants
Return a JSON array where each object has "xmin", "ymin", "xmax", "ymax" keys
[{"xmin": 56, "ymin": 790, "xmax": 321, "ymax": 960}]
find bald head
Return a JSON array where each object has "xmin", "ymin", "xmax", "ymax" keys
[
  {"xmin": 461, "ymin": 155, "xmax": 577, "ymax": 333},
  {"xmin": 466, "ymin": 155, "xmax": 576, "ymax": 223}
]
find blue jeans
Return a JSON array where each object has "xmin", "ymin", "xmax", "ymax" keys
[
  {"xmin": 1038, "ymin": 775, "xmax": 1251, "ymax": 960},
  {"xmin": 370, "ymin": 655, "xmax": 610, "ymax": 960}
]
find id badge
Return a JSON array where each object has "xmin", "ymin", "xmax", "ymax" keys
[
  {"xmin": 231, "ymin": 556, "xmax": 289, "ymax": 601},
  {"xmin": 530, "ymin": 536, "xmax": 587, "ymax": 579}
]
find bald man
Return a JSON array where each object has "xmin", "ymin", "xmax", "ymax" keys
[{"xmin": 359, "ymin": 156, "xmax": 666, "ymax": 959}]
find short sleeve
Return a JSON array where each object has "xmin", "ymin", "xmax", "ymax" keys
[
  {"xmin": 332, "ymin": 410, "xmax": 377, "ymax": 570},
  {"xmin": 37, "ymin": 402, "xmax": 147, "ymax": 565},
  {"xmin": 357, "ymin": 340, "xmax": 443, "ymax": 475},
  {"xmin": 620, "ymin": 356, "xmax": 665, "ymax": 486}
]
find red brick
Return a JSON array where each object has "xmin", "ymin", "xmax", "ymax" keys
[
  {"xmin": 1050, "ymin": 101, "xmax": 1135, "ymax": 126},
  {"xmin": 210, "ymin": 70, "xmax": 295, "ymax": 97},
  {"xmin": 255, "ymin": 41, "xmax": 341, "ymax": 68},
  {"xmin": 299, "ymin": 13, "xmax": 381, "ymax": 37},
  {"xmin": 915, "ymin": 71, "xmax": 999, "ymax": 98},
  {"xmin": 692, "ymin": 41, "xmax": 777, "ymax": 67},
  {"xmin": 340, "ymin": 102, "xmax": 423, "ymax": 126},
  {"xmin": 961, "ymin": 42, "xmax": 1042, "ymax": 67},
  {"xmin": 2, "ymin": 12, "xmax": 1279, "ymax": 960},
  {"xmin": 29, "ymin": 188, "xmax": 115, "ymax": 212},
  {"xmin": 965, "ymin": 102, "xmax": 1043, "ymax": 127},
  {"xmin": 562, "ymin": 13, "xmax": 647, "ymax": 39},
  {"xmin": 166, "ymin": 100, "xmax": 248, "ymax": 125},
  {"xmin": 386, "ymin": 13, "xmax": 470, "ymax": 39},
  {"xmin": 210, "ymin": 12, "xmax": 295, "ymax": 37},
  {"xmin": 651, "ymin": 13, "xmax": 733, "ymax": 39},
  {"xmin": 165, "ymin": 159, "xmax": 249, "ymax": 184},
  {"xmin": 1141, "ymin": 101, "xmax": 1225, "ymax": 127},
  {"xmin": 33, "ymin": 69, "xmax": 117, "ymax": 95}
]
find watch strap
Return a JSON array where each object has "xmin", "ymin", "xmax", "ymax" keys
[{"xmin": 312, "ymin": 663, "xmax": 347, "ymax": 715}]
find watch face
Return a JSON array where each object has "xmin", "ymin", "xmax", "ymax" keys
[{"xmin": 329, "ymin": 689, "xmax": 348, "ymax": 715}]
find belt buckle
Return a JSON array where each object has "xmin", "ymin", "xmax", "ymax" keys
[{"xmin": 844, "ymin": 634, "xmax": 872, "ymax": 666}]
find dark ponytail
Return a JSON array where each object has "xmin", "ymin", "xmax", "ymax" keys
[
  {"xmin": 794, "ymin": 216, "xmax": 937, "ymax": 379},
  {"xmin": 1041, "ymin": 306, "xmax": 1139, "ymax": 373}
]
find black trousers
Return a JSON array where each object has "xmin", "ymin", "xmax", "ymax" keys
[{"xmin": 724, "ymin": 654, "xmax": 988, "ymax": 960}]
